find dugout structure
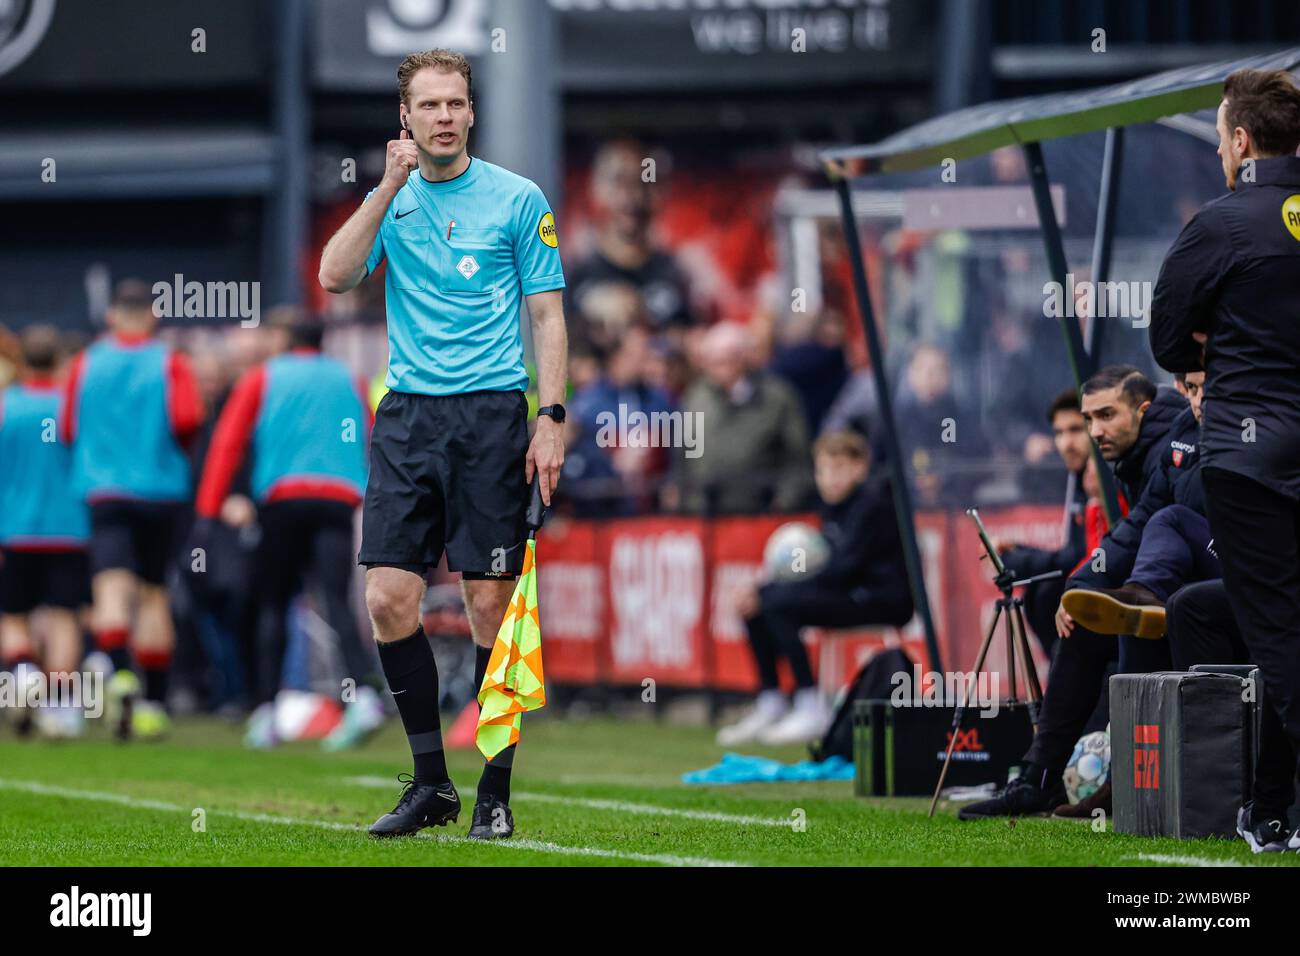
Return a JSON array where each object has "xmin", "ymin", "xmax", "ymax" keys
[{"xmin": 820, "ymin": 47, "xmax": 1300, "ymax": 674}]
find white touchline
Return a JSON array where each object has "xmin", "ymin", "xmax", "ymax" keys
[
  {"xmin": 342, "ymin": 775, "xmax": 791, "ymax": 827},
  {"xmin": 1130, "ymin": 853, "xmax": 1247, "ymax": 868},
  {"xmin": 0, "ymin": 778, "xmax": 743, "ymax": 868},
  {"xmin": 557, "ymin": 772, "xmax": 676, "ymax": 787}
]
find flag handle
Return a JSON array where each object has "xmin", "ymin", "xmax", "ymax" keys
[{"xmin": 525, "ymin": 473, "xmax": 549, "ymax": 537}]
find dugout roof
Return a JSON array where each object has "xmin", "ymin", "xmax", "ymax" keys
[
  {"xmin": 821, "ymin": 46, "xmax": 1300, "ymax": 175},
  {"xmin": 816, "ymin": 45, "xmax": 1300, "ymax": 675}
]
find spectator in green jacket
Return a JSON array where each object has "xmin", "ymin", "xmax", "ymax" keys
[{"xmin": 677, "ymin": 322, "xmax": 813, "ymax": 514}]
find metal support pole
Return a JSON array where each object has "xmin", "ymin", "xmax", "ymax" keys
[
  {"xmin": 264, "ymin": 0, "xmax": 309, "ymax": 308},
  {"xmin": 1086, "ymin": 126, "xmax": 1124, "ymax": 360},
  {"xmin": 478, "ymin": 0, "xmax": 561, "ymax": 207},
  {"xmin": 479, "ymin": 0, "xmax": 560, "ymax": 364},
  {"xmin": 1023, "ymin": 140, "xmax": 1123, "ymax": 527},
  {"xmin": 934, "ymin": 0, "xmax": 992, "ymax": 113},
  {"xmin": 832, "ymin": 175, "xmax": 943, "ymax": 674}
]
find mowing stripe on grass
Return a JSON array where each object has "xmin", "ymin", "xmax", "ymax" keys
[
  {"xmin": 0, "ymin": 778, "xmax": 743, "ymax": 867},
  {"xmin": 343, "ymin": 775, "xmax": 791, "ymax": 827},
  {"xmin": 1131, "ymin": 853, "xmax": 1245, "ymax": 868}
]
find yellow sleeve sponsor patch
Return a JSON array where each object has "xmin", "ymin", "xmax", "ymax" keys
[
  {"xmin": 1283, "ymin": 195, "xmax": 1300, "ymax": 242},
  {"xmin": 538, "ymin": 211, "xmax": 558, "ymax": 248}
]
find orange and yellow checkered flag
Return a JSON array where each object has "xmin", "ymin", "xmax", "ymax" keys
[{"xmin": 475, "ymin": 537, "xmax": 545, "ymax": 759}]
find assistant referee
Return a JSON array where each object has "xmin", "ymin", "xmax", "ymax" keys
[{"xmin": 319, "ymin": 49, "xmax": 568, "ymax": 840}]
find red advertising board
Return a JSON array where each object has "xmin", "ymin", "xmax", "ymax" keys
[
  {"xmin": 535, "ymin": 503, "xmax": 1065, "ymax": 695},
  {"xmin": 707, "ymin": 514, "xmax": 815, "ymax": 691},
  {"xmin": 535, "ymin": 518, "xmax": 603, "ymax": 685},
  {"xmin": 940, "ymin": 504, "xmax": 1060, "ymax": 690},
  {"xmin": 602, "ymin": 516, "xmax": 710, "ymax": 687}
]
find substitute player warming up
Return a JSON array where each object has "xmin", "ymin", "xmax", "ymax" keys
[{"xmin": 319, "ymin": 49, "xmax": 567, "ymax": 840}]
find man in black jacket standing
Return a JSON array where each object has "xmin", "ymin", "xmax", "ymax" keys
[
  {"xmin": 961, "ymin": 367, "xmax": 1188, "ymax": 819},
  {"xmin": 1149, "ymin": 67, "xmax": 1300, "ymax": 848}
]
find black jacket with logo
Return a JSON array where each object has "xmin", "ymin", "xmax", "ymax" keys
[
  {"xmin": 1070, "ymin": 388, "xmax": 1194, "ymax": 589},
  {"xmin": 1150, "ymin": 156, "xmax": 1300, "ymax": 500}
]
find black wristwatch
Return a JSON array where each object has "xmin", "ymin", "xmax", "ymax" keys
[{"xmin": 537, "ymin": 403, "xmax": 567, "ymax": 424}]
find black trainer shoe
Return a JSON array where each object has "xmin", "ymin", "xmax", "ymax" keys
[
  {"xmin": 467, "ymin": 798, "xmax": 514, "ymax": 840},
  {"xmin": 1236, "ymin": 803, "xmax": 1299, "ymax": 853},
  {"xmin": 957, "ymin": 767, "xmax": 1066, "ymax": 820},
  {"xmin": 367, "ymin": 774, "xmax": 460, "ymax": 838}
]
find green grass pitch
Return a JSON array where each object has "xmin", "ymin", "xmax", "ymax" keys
[{"xmin": 0, "ymin": 714, "xmax": 1293, "ymax": 867}]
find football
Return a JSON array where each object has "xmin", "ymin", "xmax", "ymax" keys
[
  {"xmin": 1062, "ymin": 726, "xmax": 1111, "ymax": 804},
  {"xmin": 763, "ymin": 522, "xmax": 830, "ymax": 582}
]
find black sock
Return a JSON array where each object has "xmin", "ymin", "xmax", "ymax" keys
[
  {"xmin": 478, "ymin": 746, "xmax": 515, "ymax": 803},
  {"xmin": 1024, "ymin": 762, "xmax": 1057, "ymax": 791},
  {"xmin": 143, "ymin": 667, "xmax": 169, "ymax": 705},
  {"xmin": 474, "ymin": 644, "xmax": 515, "ymax": 803},
  {"xmin": 378, "ymin": 627, "xmax": 448, "ymax": 786}
]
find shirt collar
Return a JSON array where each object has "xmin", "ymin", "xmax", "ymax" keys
[
  {"xmin": 413, "ymin": 156, "xmax": 478, "ymax": 194},
  {"xmin": 112, "ymin": 330, "xmax": 153, "ymax": 347},
  {"xmin": 1246, "ymin": 155, "xmax": 1300, "ymax": 187},
  {"xmin": 23, "ymin": 374, "xmax": 59, "ymax": 391}
]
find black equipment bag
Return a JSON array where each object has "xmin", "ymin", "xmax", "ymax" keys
[
  {"xmin": 811, "ymin": 647, "xmax": 913, "ymax": 762},
  {"xmin": 1189, "ymin": 664, "xmax": 1262, "ymax": 782},
  {"xmin": 1189, "ymin": 663, "xmax": 1300, "ymax": 827},
  {"xmin": 1111, "ymin": 671, "xmax": 1252, "ymax": 838}
]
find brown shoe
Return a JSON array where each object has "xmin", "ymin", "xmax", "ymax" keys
[
  {"xmin": 1062, "ymin": 585, "xmax": 1166, "ymax": 639},
  {"xmin": 1054, "ymin": 781, "xmax": 1112, "ymax": 818}
]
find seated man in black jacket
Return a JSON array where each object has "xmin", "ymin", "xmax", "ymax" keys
[
  {"xmin": 718, "ymin": 431, "xmax": 913, "ymax": 747},
  {"xmin": 1064, "ymin": 371, "xmax": 1208, "ymax": 646},
  {"xmin": 961, "ymin": 366, "xmax": 1190, "ymax": 819},
  {"xmin": 993, "ymin": 388, "xmax": 1092, "ymax": 659}
]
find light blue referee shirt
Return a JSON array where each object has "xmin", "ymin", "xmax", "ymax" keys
[{"xmin": 365, "ymin": 157, "xmax": 565, "ymax": 396}]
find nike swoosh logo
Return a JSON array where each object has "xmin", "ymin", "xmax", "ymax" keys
[
  {"xmin": 391, "ymin": 689, "xmax": 407, "ymax": 695},
  {"xmin": 436, "ymin": 792, "xmax": 457, "ymax": 802},
  {"xmin": 395, "ymin": 208, "xmax": 419, "ymax": 220}
]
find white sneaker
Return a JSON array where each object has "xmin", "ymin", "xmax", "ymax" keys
[
  {"xmin": 37, "ymin": 705, "xmax": 85, "ymax": 740},
  {"xmin": 243, "ymin": 701, "xmax": 277, "ymax": 749},
  {"xmin": 756, "ymin": 688, "xmax": 831, "ymax": 746},
  {"xmin": 716, "ymin": 690, "xmax": 789, "ymax": 747},
  {"xmin": 321, "ymin": 685, "xmax": 386, "ymax": 751}
]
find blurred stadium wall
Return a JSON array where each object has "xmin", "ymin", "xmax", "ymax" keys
[{"xmin": 1, "ymin": 0, "xmax": 1296, "ymax": 332}]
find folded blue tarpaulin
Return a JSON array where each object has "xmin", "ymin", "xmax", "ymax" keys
[{"xmin": 682, "ymin": 752, "xmax": 854, "ymax": 785}]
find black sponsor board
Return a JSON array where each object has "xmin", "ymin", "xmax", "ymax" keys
[{"xmin": 853, "ymin": 699, "xmax": 1034, "ymax": 797}]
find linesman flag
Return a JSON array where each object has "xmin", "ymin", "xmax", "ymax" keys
[{"xmin": 475, "ymin": 478, "xmax": 548, "ymax": 759}]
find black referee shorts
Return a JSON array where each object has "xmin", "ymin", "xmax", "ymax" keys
[
  {"xmin": 0, "ymin": 548, "xmax": 91, "ymax": 614},
  {"xmin": 359, "ymin": 389, "xmax": 529, "ymax": 578}
]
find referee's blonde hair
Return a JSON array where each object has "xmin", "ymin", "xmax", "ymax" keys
[{"xmin": 398, "ymin": 49, "xmax": 473, "ymax": 106}]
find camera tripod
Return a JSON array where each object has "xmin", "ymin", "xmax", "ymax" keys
[{"xmin": 926, "ymin": 509, "xmax": 1060, "ymax": 817}]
